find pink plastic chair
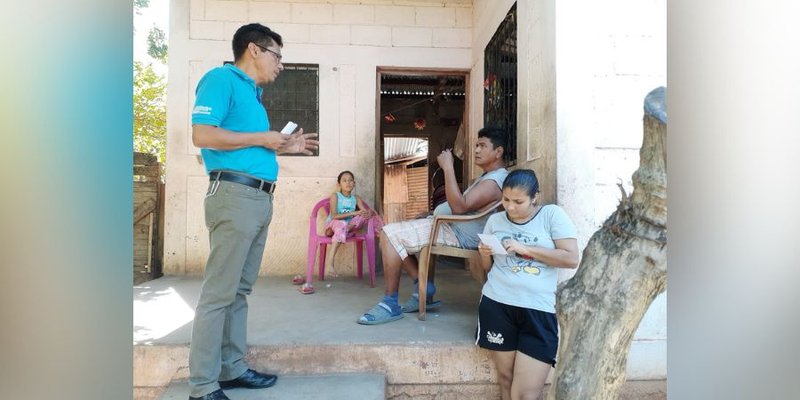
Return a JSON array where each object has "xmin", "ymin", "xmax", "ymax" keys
[{"xmin": 306, "ymin": 198, "xmax": 377, "ymax": 287}]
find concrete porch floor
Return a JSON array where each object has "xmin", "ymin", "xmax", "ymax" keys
[
  {"xmin": 135, "ymin": 262, "xmax": 483, "ymax": 348},
  {"xmin": 134, "ymin": 261, "xmax": 666, "ymax": 399}
]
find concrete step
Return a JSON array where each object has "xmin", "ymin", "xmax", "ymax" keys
[
  {"xmin": 158, "ymin": 373, "xmax": 386, "ymax": 400},
  {"xmin": 138, "ymin": 342, "xmax": 665, "ymax": 400},
  {"xmin": 136, "ymin": 342, "xmax": 494, "ymax": 394},
  {"xmin": 135, "ymin": 271, "xmax": 665, "ymax": 399}
]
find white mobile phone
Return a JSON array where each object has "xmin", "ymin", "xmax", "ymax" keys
[{"xmin": 280, "ymin": 121, "xmax": 298, "ymax": 134}]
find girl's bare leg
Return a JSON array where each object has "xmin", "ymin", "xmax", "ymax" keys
[{"xmin": 328, "ymin": 241, "xmax": 341, "ymax": 278}]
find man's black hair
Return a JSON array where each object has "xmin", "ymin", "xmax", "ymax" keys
[
  {"xmin": 232, "ymin": 23, "xmax": 283, "ymax": 61},
  {"xmin": 477, "ymin": 125, "xmax": 508, "ymax": 163}
]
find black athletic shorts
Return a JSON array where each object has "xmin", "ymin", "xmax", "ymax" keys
[{"xmin": 475, "ymin": 295, "xmax": 559, "ymax": 366}]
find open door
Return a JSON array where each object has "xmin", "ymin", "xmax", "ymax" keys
[{"xmin": 375, "ymin": 68, "xmax": 470, "ymax": 224}]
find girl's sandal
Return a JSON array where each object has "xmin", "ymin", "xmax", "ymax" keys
[
  {"xmin": 327, "ymin": 267, "xmax": 340, "ymax": 279},
  {"xmin": 297, "ymin": 283, "xmax": 315, "ymax": 294},
  {"xmin": 292, "ymin": 275, "xmax": 305, "ymax": 285}
]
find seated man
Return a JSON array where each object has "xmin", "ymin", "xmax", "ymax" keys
[{"xmin": 358, "ymin": 126, "xmax": 509, "ymax": 325}]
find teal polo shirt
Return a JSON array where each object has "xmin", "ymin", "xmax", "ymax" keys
[{"xmin": 192, "ymin": 64, "xmax": 278, "ymax": 181}]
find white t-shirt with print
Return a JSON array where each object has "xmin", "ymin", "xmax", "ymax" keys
[{"xmin": 480, "ymin": 204, "xmax": 577, "ymax": 313}]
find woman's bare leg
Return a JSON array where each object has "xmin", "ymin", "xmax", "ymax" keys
[
  {"xmin": 490, "ymin": 350, "xmax": 516, "ymax": 400},
  {"xmin": 510, "ymin": 351, "xmax": 551, "ymax": 400}
]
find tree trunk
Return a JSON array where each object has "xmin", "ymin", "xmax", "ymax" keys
[{"xmin": 547, "ymin": 87, "xmax": 667, "ymax": 400}]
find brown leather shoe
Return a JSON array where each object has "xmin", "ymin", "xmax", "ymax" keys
[{"xmin": 219, "ymin": 369, "xmax": 278, "ymax": 389}]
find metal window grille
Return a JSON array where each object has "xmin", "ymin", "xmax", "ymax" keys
[
  {"xmin": 484, "ymin": 3, "xmax": 517, "ymax": 165},
  {"xmin": 260, "ymin": 64, "xmax": 320, "ymax": 156}
]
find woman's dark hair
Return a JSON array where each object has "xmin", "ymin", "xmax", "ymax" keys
[
  {"xmin": 232, "ymin": 23, "xmax": 283, "ymax": 61},
  {"xmin": 337, "ymin": 170, "xmax": 354, "ymax": 183},
  {"xmin": 502, "ymin": 169, "xmax": 540, "ymax": 198}
]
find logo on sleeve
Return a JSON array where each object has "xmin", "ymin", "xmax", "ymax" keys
[{"xmin": 193, "ymin": 105, "xmax": 212, "ymax": 115}]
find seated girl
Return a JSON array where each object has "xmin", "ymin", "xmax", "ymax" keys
[{"xmin": 323, "ymin": 170, "xmax": 383, "ymax": 278}]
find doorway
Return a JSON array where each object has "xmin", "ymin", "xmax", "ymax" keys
[{"xmin": 375, "ymin": 68, "xmax": 470, "ymax": 223}]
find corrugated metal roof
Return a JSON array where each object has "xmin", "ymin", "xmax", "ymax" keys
[
  {"xmin": 380, "ymin": 75, "xmax": 466, "ymax": 97},
  {"xmin": 384, "ymin": 137, "xmax": 428, "ymax": 163}
]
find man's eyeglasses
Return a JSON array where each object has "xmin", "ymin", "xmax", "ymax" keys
[{"xmin": 254, "ymin": 43, "xmax": 282, "ymax": 63}]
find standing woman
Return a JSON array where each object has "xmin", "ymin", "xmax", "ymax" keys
[{"xmin": 476, "ymin": 169, "xmax": 580, "ymax": 400}]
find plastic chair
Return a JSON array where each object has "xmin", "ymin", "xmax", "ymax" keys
[
  {"xmin": 306, "ymin": 197, "xmax": 377, "ymax": 287},
  {"xmin": 415, "ymin": 199, "xmax": 503, "ymax": 320}
]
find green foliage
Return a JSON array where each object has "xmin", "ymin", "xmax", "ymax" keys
[
  {"xmin": 147, "ymin": 26, "xmax": 168, "ymax": 64},
  {"xmin": 134, "ymin": 0, "xmax": 150, "ymax": 15},
  {"xmin": 134, "ymin": 61, "xmax": 166, "ymax": 165}
]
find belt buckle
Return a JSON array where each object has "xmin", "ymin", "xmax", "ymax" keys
[{"xmin": 258, "ymin": 179, "xmax": 275, "ymax": 194}]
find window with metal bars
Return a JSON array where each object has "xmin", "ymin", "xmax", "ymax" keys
[
  {"xmin": 484, "ymin": 3, "xmax": 517, "ymax": 166},
  {"xmin": 260, "ymin": 63, "xmax": 320, "ymax": 156}
]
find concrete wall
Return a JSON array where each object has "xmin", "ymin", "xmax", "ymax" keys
[
  {"xmin": 554, "ymin": 0, "xmax": 667, "ymax": 379},
  {"xmin": 165, "ymin": 0, "xmax": 474, "ymax": 276},
  {"xmin": 471, "ymin": 0, "xmax": 666, "ymax": 380},
  {"xmin": 165, "ymin": 0, "xmax": 665, "ymax": 379},
  {"xmin": 470, "ymin": 0, "xmax": 557, "ymax": 205}
]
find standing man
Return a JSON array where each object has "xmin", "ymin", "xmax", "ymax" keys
[{"xmin": 187, "ymin": 23, "xmax": 318, "ymax": 400}]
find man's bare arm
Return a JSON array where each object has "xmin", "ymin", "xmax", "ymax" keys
[
  {"xmin": 438, "ymin": 149, "xmax": 473, "ymax": 214},
  {"xmin": 192, "ymin": 124, "xmax": 287, "ymax": 151},
  {"xmin": 459, "ymin": 180, "xmax": 503, "ymax": 213},
  {"xmin": 437, "ymin": 150, "xmax": 502, "ymax": 214}
]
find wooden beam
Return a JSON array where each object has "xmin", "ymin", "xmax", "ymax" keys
[
  {"xmin": 134, "ymin": 152, "xmax": 158, "ymax": 166},
  {"xmin": 134, "ymin": 165, "xmax": 161, "ymax": 177},
  {"xmin": 133, "ymin": 198, "xmax": 156, "ymax": 225}
]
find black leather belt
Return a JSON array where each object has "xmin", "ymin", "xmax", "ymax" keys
[{"xmin": 210, "ymin": 171, "xmax": 276, "ymax": 194}]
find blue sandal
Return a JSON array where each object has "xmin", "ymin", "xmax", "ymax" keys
[
  {"xmin": 401, "ymin": 294, "xmax": 441, "ymax": 313},
  {"xmin": 357, "ymin": 302, "xmax": 403, "ymax": 325}
]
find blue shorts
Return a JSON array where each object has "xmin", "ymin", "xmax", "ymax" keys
[{"xmin": 475, "ymin": 295, "xmax": 559, "ymax": 366}]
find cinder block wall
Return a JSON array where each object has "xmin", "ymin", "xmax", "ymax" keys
[
  {"xmin": 554, "ymin": 0, "xmax": 666, "ymax": 380},
  {"xmin": 469, "ymin": 0, "xmax": 666, "ymax": 380},
  {"xmin": 165, "ymin": 0, "xmax": 666, "ymax": 382},
  {"xmin": 165, "ymin": 0, "xmax": 474, "ymax": 277}
]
